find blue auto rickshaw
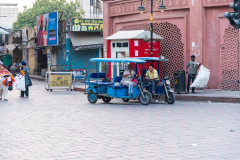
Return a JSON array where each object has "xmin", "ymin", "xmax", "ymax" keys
[
  {"xmin": 137, "ymin": 56, "xmax": 176, "ymax": 104},
  {"xmin": 86, "ymin": 58, "xmax": 152, "ymax": 105}
]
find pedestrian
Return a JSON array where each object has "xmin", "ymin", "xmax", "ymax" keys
[
  {"xmin": 186, "ymin": 55, "xmax": 201, "ymax": 94},
  {"xmin": 19, "ymin": 60, "xmax": 30, "ymax": 98},
  {"xmin": 0, "ymin": 61, "xmax": 14, "ymax": 101},
  {"xmin": 143, "ymin": 64, "xmax": 159, "ymax": 95}
]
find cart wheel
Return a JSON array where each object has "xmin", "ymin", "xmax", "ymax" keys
[
  {"xmin": 102, "ymin": 97, "xmax": 111, "ymax": 103},
  {"xmin": 165, "ymin": 92, "xmax": 175, "ymax": 104},
  {"xmin": 122, "ymin": 98, "xmax": 130, "ymax": 102},
  {"xmin": 88, "ymin": 91, "xmax": 98, "ymax": 104},
  {"xmin": 50, "ymin": 89, "xmax": 53, "ymax": 92},
  {"xmin": 139, "ymin": 91, "xmax": 152, "ymax": 105}
]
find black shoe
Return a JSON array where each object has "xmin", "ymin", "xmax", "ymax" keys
[
  {"xmin": 192, "ymin": 91, "xmax": 196, "ymax": 94},
  {"xmin": 186, "ymin": 91, "xmax": 189, "ymax": 94}
]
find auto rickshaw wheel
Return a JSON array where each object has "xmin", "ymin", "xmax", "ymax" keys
[
  {"xmin": 139, "ymin": 91, "xmax": 152, "ymax": 105},
  {"xmin": 102, "ymin": 97, "xmax": 111, "ymax": 103},
  {"xmin": 165, "ymin": 92, "xmax": 175, "ymax": 104},
  {"xmin": 122, "ymin": 98, "xmax": 130, "ymax": 102},
  {"xmin": 88, "ymin": 91, "xmax": 98, "ymax": 104}
]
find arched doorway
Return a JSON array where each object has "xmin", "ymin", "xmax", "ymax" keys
[{"xmin": 221, "ymin": 25, "xmax": 240, "ymax": 91}]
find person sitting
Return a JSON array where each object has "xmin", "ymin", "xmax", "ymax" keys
[
  {"xmin": 120, "ymin": 64, "xmax": 137, "ymax": 95},
  {"xmin": 143, "ymin": 65, "xmax": 159, "ymax": 95}
]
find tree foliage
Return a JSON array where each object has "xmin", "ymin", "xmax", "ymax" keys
[{"xmin": 13, "ymin": 0, "xmax": 84, "ymax": 30}]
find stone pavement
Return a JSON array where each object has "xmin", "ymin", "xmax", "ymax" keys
[{"xmin": 0, "ymin": 80, "xmax": 240, "ymax": 160}]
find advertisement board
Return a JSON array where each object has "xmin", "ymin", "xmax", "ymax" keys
[
  {"xmin": 49, "ymin": 75, "xmax": 71, "ymax": 87},
  {"xmin": 37, "ymin": 11, "xmax": 58, "ymax": 47},
  {"xmin": 70, "ymin": 18, "xmax": 103, "ymax": 32}
]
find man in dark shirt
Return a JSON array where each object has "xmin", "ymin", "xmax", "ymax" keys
[{"xmin": 186, "ymin": 55, "xmax": 201, "ymax": 93}]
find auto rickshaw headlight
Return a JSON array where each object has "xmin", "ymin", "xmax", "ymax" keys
[{"xmin": 166, "ymin": 80, "xmax": 170, "ymax": 85}]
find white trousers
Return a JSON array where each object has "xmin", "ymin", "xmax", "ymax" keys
[
  {"xmin": 121, "ymin": 81, "xmax": 134, "ymax": 94},
  {"xmin": 0, "ymin": 85, "xmax": 8, "ymax": 100}
]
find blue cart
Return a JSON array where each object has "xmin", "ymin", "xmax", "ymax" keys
[
  {"xmin": 86, "ymin": 58, "xmax": 152, "ymax": 105},
  {"xmin": 137, "ymin": 56, "xmax": 176, "ymax": 104}
]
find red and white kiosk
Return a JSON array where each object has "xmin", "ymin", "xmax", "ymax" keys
[{"xmin": 105, "ymin": 30, "xmax": 164, "ymax": 76}]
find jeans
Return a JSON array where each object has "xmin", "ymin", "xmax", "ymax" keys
[
  {"xmin": 143, "ymin": 79, "xmax": 159, "ymax": 93},
  {"xmin": 187, "ymin": 74, "xmax": 196, "ymax": 92},
  {"xmin": 21, "ymin": 87, "xmax": 29, "ymax": 97}
]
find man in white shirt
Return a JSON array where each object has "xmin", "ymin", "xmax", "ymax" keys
[{"xmin": 121, "ymin": 64, "xmax": 137, "ymax": 95}]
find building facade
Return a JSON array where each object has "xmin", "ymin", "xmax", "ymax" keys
[
  {"xmin": 79, "ymin": 0, "xmax": 103, "ymax": 19},
  {"xmin": 102, "ymin": 0, "xmax": 239, "ymax": 90},
  {"xmin": 0, "ymin": 3, "xmax": 18, "ymax": 33}
]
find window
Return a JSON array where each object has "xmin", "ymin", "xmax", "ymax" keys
[
  {"xmin": 122, "ymin": 42, "xmax": 128, "ymax": 47},
  {"xmin": 116, "ymin": 43, "xmax": 122, "ymax": 47}
]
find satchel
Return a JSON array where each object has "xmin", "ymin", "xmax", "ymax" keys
[
  {"xmin": 25, "ymin": 75, "xmax": 32, "ymax": 87},
  {"xmin": 8, "ymin": 82, "xmax": 13, "ymax": 91}
]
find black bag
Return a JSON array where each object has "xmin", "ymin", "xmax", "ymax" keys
[
  {"xmin": 25, "ymin": 75, "xmax": 32, "ymax": 87},
  {"xmin": 8, "ymin": 82, "xmax": 13, "ymax": 91}
]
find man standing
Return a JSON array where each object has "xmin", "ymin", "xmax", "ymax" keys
[
  {"xmin": 186, "ymin": 55, "xmax": 201, "ymax": 93},
  {"xmin": 144, "ymin": 65, "xmax": 159, "ymax": 95}
]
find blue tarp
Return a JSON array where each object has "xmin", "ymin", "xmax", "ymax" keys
[{"xmin": 90, "ymin": 58, "xmax": 146, "ymax": 63}]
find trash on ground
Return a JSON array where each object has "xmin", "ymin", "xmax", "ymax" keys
[{"xmin": 208, "ymin": 100, "xmax": 215, "ymax": 103}]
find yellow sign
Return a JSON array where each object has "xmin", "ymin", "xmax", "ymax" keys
[
  {"xmin": 49, "ymin": 75, "xmax": 71, "ymax": 87},
  {"xmin": 71, "ymin": 18, "xmax": 103, "ymax": 32}
]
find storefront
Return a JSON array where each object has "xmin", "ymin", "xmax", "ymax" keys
[{"xmin": 56, "ymin": 18, "xmax": 103, "ymax": 72}]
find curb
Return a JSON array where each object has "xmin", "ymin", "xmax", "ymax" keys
[
  {"xmin": 176, "ymin": 95, "xmax": 240, "ymax": 103},
  {"xmin": 30, "ymin": 76, "xmax": 45, "ymax": 82},
  {"xmin": 74, "ymin": 87, "xmax": 240, "ymax": 103},
  {"xmin": 74, "ymin": 87, "xmax": 86, "ymax": 92}
]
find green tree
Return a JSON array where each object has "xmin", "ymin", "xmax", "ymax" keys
[{"xmin": 13, "ymin": 0, "xmax": 84, "ymax": 30}]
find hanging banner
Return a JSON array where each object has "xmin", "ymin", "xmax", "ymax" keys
[
  {"xmin": 70, "ymin": 18, "xmax": 103, "ymax": 32},
  {"xmin": 36, "ymin": 11, "xmax": 58, "ymax": 47}
]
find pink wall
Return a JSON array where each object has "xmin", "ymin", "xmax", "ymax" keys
[{"xmin": 102, "ymin": 0, "xmax": 239, "ymax": 90}]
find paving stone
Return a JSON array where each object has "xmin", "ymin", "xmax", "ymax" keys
[{"xmin": 0, "ymin": 81, "xmax": 239, "ymax": 159}]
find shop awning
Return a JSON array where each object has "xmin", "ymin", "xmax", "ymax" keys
[
  {"xmin": 105, "ymin": 30, "xmax": 164, "ymax": 40},
  {"xmin": 68, "ymin": 31, "xmax": 103, "ymax": 50}
]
